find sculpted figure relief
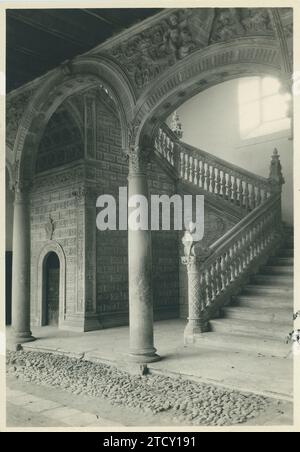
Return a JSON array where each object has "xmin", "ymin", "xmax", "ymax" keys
[{"xmin": 111, "ymin": 9, "xmax": 210, "ymax": 89}]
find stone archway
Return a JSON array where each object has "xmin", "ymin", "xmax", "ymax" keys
[
  {"xmin": 131, "ymin": 38, "xmax": 288, "ymax": 147},
  {"xmin": 10, "ymin": 56, "xmax": 136, "ymax": 188},
  {"xmin": 35, "ymin": 241, "xmax": 66, "ymax": 328}
]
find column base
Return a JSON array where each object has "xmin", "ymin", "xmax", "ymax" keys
[
  {"xmin": 129, "ymin": 348, "xmax": 161, "ymax": 364},
  {"xmin": 8, "ymin": 330, "xmax": 36, "ymax": 348},
  {"xmin": 184, "ymin": 320, "xmax": 209, "ymax": 345}
]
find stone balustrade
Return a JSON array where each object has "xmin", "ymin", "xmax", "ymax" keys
[
  {"xmin": 154, "ymin": 124, "xmax": 277, "ymax": 212},
  {"xmin": 182, "ymin": 194, "xmax": 283, "ymax": 343}
]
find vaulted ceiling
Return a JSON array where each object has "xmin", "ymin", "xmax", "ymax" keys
[{"xmin": 6, "ymin": 8, "xmax": 163, "ymax": 92}]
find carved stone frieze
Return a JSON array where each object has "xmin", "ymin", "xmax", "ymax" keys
[
  {"xmin": 109, "ymin": 9, "xmax": 213, "ymax": 90},
  {"xmin": 6, "ymin": 89, "xmax": 34, "ymax": 149},
  {"xmin": 209, "ymin": 8, "xmax": 274, "ymax": 44}
]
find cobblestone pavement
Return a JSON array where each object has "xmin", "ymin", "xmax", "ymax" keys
[{"xmin": 6, "ymin": 350, "xmax": 279, "ymax": 427}]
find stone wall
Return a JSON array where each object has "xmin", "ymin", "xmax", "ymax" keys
[
  {"xmin": 30, "ymin": 163, "xmax": 85, "ymax": 329},
  {"xmin": 94, "ymin": 96, "xmax": 179, "ymax": 327}
]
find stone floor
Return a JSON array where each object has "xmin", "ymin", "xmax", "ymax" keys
[
  {"xmin": 6, "ymin": 350, "xmax": 293, "ymax": 428},
  {"xmin": 7, "ymin": 319, "xmax": 293, "ymax": 401}
]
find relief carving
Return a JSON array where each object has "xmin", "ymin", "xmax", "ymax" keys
[
  {"xmin": 210, "ymin": 8, "xmax": 274, "ymax": 43},
  {"xmin": 45, "ymin": 215, "xmax": 56, "ymax": 240},
  {"xmin": 6, "ymin": 89, "xmax": 34, "ymax": 149},
  {"xmin": 110, "ymin": 9, "xmax": 211, "ymax": 90}
]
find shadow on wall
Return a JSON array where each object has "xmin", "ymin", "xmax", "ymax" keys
[{"xmin": 171, "ymin": 77, "xmax": 293, "ymax": 225}]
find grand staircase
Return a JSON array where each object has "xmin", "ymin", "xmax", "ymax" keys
[
  {"xmin": 197, "ymin": 227, "xmax": 293, "ymax": 358},
  {"xmin": 154, "ymin": 123, "xmax": 293, "ymax": 359}
]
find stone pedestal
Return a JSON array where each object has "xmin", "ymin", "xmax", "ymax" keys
[
  {"xmin": 10, "ymin": 187, "xmax": 35, "ymax": 345},
  {"xmin": 127, "ymin": 146, "xmax": 160, "ymax": 363}
]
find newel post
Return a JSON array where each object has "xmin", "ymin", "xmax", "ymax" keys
[
  {"xmin": 269, "ymin": 149, "xmax": 285, "ymax": 191},
  {"xmin": 269, "ymin": 148, "xmax": 285, "ymax": 231},
  {"xmin": 182, "ymin": 228, "xmax": 210, "ymax": 345}
]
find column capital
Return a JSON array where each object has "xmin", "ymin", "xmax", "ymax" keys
[
  {"xmin": 123, "ymin": 145, "xmax": 153, "ymax": 175},
  {"xmin": 13, "ymin": 181, "xmax": 31, "ymax": 203}
]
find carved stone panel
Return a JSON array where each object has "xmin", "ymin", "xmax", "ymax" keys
[{"xmin": 108, "ymin": 9, "xmax": 214, "ymax": 90}]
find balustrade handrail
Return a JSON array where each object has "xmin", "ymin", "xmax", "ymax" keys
[
  {"xmin": 181, "ymin": 142, "xmax": 271, "ymax": 190},
  {"xmin": 157, "ymin": 122, "xmax": 272, "ymax": 190},
  {"xmin": 203, "ymin": 193, "xmax": 281, "ymax": 269}
]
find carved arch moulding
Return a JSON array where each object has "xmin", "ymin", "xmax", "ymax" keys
[
  {"xmin": 6, "ymin": 56, "xmax": 136, "ymax": 187},
  {"xmin": 130, "ymin": 38, "xmax": 286, "ymax": 148}
]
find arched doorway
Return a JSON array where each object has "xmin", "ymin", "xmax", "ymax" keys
[{"xmin": 44, "ymin": 252, "xmax": 60, "ymax": 326}]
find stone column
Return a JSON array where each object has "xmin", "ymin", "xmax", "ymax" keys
[
  {"xmin": 10, "ymin": 186, "xmax": 35, "ymax": 344},
  {"xmin": 182, "ymin": 256, "xmax": 209, "ymax": 345},
  {"xmin": 182, "ymin": 228, "xmax": 210, "ymax": 345},
  {"xmin": 127, "ymin": 146, "xmax": 160, "ymax": 363}
]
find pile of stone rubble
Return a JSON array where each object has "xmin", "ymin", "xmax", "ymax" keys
[{"xmin": 7, "ymin": 350, "xmax": 270, "ymax": 426}]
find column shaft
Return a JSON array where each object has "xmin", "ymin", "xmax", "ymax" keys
[
  {"xmin": 128, "ymin": 148, "xmax": 160, "ymax": 363},
  {"xmin": 11, "ymin": 189, "xmax": 35, "ymax": 344}
]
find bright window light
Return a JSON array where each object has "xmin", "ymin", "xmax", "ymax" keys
[{"xmin": 239, "ymin": 76, "xmax": 291, "ymax": 139}]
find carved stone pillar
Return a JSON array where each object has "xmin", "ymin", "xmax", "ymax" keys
[
  {"xmin": 10, "ymin": 185, "xmax": 35, "ymax": 344},
  {"xmin": 182, "ymin": 255, "xmax": 209, "ymax": 345},
  {"xmin": 127, "ymin": 146, "xmax": 160, "ymax": 363},
  {"xmin": 182, "ymin": 228, "xmax": 210, "ymax": 345}
]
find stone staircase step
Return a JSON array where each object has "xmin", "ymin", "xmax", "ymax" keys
[
  {"xmin": 210, "ymin": 318, "xmax": 290, "ymax": 341},
  {"xmin": 223, "ymin": 306, "xmax": 292, "ymax": 324},
  {"xmin": 260, "ymin": 266, "xmax": 293, "ymax": 276},
  {"xmin": 233, "ymin": 295, "xmax": 293, "ymax": 309},
  {"xmin": 242, "ymin": 285, "xmax": 293, "ymax": 296},
  {"xmin": 277, "ymin": 249, "xmax": 294, "ymax": 257},
  {"xmin": 194, "ymin": 332, "xmax": 291, "ymax": 358},
  {"xmin": 268, "ymin": 257, "xmax": 294, "ymax": 266},
  {"xmin": 250, "ymin": 274, "xmax": 293, "ymax": 286}
]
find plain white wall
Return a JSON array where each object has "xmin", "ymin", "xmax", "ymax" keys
[{"xmin": 169, "ymin": 78, "xmax": 293, "ymax": 225}]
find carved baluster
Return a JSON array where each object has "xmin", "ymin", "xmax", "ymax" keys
[
  {"xmin": 209, "ymin": 265, "xmax": 215, "ymax": 300},
  {"xmin": 215, "ymin": 167, "xmax": 221, "ymax": 196},
  {"xmin": 221, "ymin": 171, "xmax": 227, "ymax": 199},
  {"xmin": 205, "ymin": 269, "xmax": 213, "ymax": 306},
  {"xmin": 241, "ymin": 235, "xmax": 247, "ymax": 270},
  {"xmin": 244, "ymin": 183, "xmax": 250, "ymax": 211},
  {"xmin": 239, "ymin": 180, "xmax": 244, "ymax": 207},
  {"xmin": 184, "ymin": 153, "xmax": 189, "ymax": 180},
  {"xmin": 234, "ymin": 243, "xmax": 239, "ymax": 278},
  {"xmin": 216, "ymin": 258, "xmax": 223, "ymax": 293},
  {"xmin": 200, "ymin": 161, "xmax": 205, "ymax": 189},
  {"xmin": 237, "ymin": 239, "xmax": 243, "ymax": 274},
  {"xmin": 204, "ymin": 164, "xmax": 210, "ymax": 192},
  {"xmin": 232, "ymin": 176, "xmax": 238, "ymax": 205},
  {"xmin": 257, "ymin": 187, "xmax": 262, "ymax": 206},
  {"xmin": 180, "ymin": 152, "xmax": 185, "ymax": 179},
  {"xmin": 227, "ymin": 175, "xmax": 233, "ymax": 202},
  {"xmin": 210, "ymin": 167, "xmax": 216, "ymax": 194},
  {"xmin": 187, "ymin": 155, "xmax": 192, "ymax": 182},
  {"xmin": 189, "ymin": 156, "xmax": 195, "ymax": 183},
  {"xmin": 250, "ymin": 184, "xmax": 256, "ymax": 210},
  {"xmin": 170, "ymin": 141, "xmax": 174, "ymax": 166},
  {"xmin": 194, "ymin": 159, "xmax": 200, "ymax": 187},
  {"xmin": 250, "ymin": 228, "xmax": 256, "ymax": 260},
  {"xmin": 225, "ymin": 251, "xmax": 231, "ymax": 287},
  {"xmin": 220, "ymin": 253, "xmax": 227, "ymax": 291}
]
